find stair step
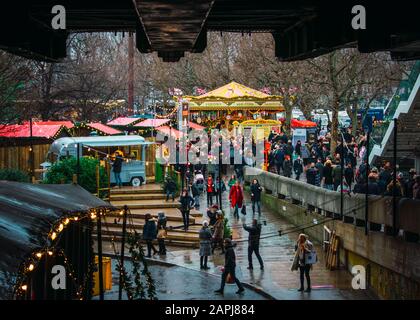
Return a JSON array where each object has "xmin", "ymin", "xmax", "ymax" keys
[
  {"xmin": 106, "ymin": 209, "xmax": 199, "ymax": 223},
  {"xmin": 97, "ymin": 236, "xmax": 200, "ymax": 249},
  {"xmin": 110, "ymin": 184, "xmax": 163, "ymax": 195},
  {"xmin": 111, "ymin": 200, "xmax": 181, "ymax": 209},
  {"xmin": 99, "ymin": 228, "xmax": 199, "ymax": 242},
  {"xmin": 102, "ymin": 221, "xmax": 201, "ymax": 234},
  {"xmin": 110, "ymin": 194, "xmax": 167, "ymax": 201}
]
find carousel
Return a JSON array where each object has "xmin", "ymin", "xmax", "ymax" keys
[{"xmin": 182, "ymin": 81, "xmax": 284, "ymax": 130}]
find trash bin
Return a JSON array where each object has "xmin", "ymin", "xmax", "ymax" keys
[{"xmin": 93, "ymin": 256, "xmax": 112, "ymax": 296}]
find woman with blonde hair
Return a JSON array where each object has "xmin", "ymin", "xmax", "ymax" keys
[{"xmin": 291, "ymin": 233, "xmax": 314, "ymax": 292}]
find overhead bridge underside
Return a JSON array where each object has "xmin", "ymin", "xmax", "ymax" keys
[{"xmin": 1, "ymin": 1, "xmax": 419, "ymax": 62}]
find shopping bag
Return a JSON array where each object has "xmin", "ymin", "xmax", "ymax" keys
[
  {"xmin": 305, "ymin": 250, "xmax": 318, "ymax": 265},
  {"xmin": 290, "ymin": 253, "xmax": 299, "ymax": 271}
]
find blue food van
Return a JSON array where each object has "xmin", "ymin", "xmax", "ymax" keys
[{"xmin": 48, "ymin": 135, "xmax": 154, "ymax": 186}]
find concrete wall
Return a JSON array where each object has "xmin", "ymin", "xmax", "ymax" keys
[{"xmin": 246, "ymin": 167, "xmax": 420, "ymax": 299}]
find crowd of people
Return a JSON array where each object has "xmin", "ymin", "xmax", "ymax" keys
[{"xmin": 266, "ymin": 128, "xmax": 420, "ymax": 199}]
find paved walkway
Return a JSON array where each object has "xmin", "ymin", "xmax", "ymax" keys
[
  {"xmin": 97, "ymin": 259, "xmax": 270, "ymax": 300},
  {"xmin": 151, "ymin": 175, "xmax": 374, "ymax": 300}
]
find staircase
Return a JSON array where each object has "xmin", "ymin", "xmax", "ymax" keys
[
  {"xmin": 369, "ymin": 61, "xmax": 420, "ymax": 165},
  {"xmin": 96, "ymin": 184, "xmax": 203, "ymax": 249}
]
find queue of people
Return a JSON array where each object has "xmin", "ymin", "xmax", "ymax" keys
[{"xmin": 266, "ymin": 127, "xmax": 420, "ymax": 200}]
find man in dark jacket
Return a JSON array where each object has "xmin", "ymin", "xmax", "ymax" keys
[
  {"xmin": 215, "ymin": 239, "xmax": 245, "ymax": 295},
  {"xmin": 165, "ymin": 177, "xmax": 177, "ymax": 201},
  {"xmin": 250, "ymin": 179, "xmax": 262, "ymax": 215},
  {"xmin": 306, "ymin": 163, "xmax": 318, "ymax": 186},
  {"xmin": 143, "ymin": 213, "xmax": 158, "ymax": 258},
  {"xmin": 179, "ymin": 189, "xmax": 195, "ymax": 231},
  {"xmin": 344, "ymin": 163, "xmax": 354, "ymax": 192},
  {"xmin": 243, "ymin": 219, "xmax": 264, "ymax": 270},
  {"xmin": 206, "ymin": 204, "xmax": 218, "ymax": 226},
  {"xmin": 112, "ymin": 151, "xmax": 123, "ymax": 188},
  {"xmin": 293, "ymin": 156, "xmax": 304, "ymax": 180},
  {"xmin": 191, "ymin": 182, "xmax": 201, "ymax": 210}
]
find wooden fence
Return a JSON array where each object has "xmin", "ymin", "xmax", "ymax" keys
[{"xmin": 0, "ymin": 143, "xmax": 50, "ymax": 176}]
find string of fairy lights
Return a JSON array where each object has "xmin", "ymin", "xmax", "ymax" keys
[{"xmin": 14, "ymin": 206, "xmax": 124, "ymax": 300}]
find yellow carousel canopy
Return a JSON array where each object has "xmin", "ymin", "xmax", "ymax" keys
[{"xmin": 184, "ymin": 81, "xmax": 284, "ymax": 111}]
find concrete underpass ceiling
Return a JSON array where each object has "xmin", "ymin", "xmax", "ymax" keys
[{"xmin": 0, "ymin": 1, "xmax": 419, "ymax": 62}]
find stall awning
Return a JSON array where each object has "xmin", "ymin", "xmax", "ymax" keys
[
  {"xmin": 156, "ymin": 126, "xmax": 184, "ymax": 139},
  {"xmin": 134, "ymin": 119, "xmax": 170, "ymax": 128},
  {"xmin": 0, "ymin": 123, "xmax": 68, "ymax": 139},
  {"xmin": 86, "ymin": 123, "xmax": 122, "ymax": 135},
  {"xmin": 107, "ymin": 117, "xmax": 142, "ymax": 126},
  {"xmin": 188, "ymin": 122, "xmax": 205, "ymax": 130},
  {"xmin": 291, "ymin": 119, "xmax": 317, "ymax": 128}
]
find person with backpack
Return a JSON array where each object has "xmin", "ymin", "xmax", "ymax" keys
[
  {"xmin": 333, "ymin": 161, "xmax": 343, "ymax": 191},
  {"xmin": 243, "ymin": 219, "xmax": 264, "ymax": 270}
]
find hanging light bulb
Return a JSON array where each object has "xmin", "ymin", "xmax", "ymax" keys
[
  {"xmin": 64, "ymin": 218, "xmax": 70, "ymax": 225},
  {"xmin": 35, "ymin": 252, "xmax": 42, "ymax": 259},
  {"xmin": 73, "ymin": 217, "xmax": 79, "ymax": 221},
  {"xmin": 48, "ymin": 251, "xmax": 53, "ymax": 256},
  {"xmin": 58, "ymin": 224, "xmax": 64, "ymax": 232},
  {"xmin": 21, "ymin": 285, "xmax": 28, "ymax": 291},
  {"xmin": 28, "ymin": 264, "xmax": 34, "ymax": 271},
  {"xmin": 51, "ymin": 232, "xmax": 57, "ymax": 240}
]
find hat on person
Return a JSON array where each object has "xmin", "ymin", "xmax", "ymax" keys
[
  {"xmin": 202, "ymin": 220, "xmax": 209, "ymax": 227},
  {"xmin": 409, "ymin": 168, "xmax": 417, "ymax": 175},
  {"xmin": 158, "ymin": 212, "xmax": 165, "ymax": 218},
  {"xmin": 211, "ymin": 204, "xmax": 219, "ymax": 209}
]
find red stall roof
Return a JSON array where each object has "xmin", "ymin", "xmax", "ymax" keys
[
  {"xmin": 291, "ymin": 119, "xmax": 317, "ymax": 128},
  {"xmin": 33, "ymin": 121, "xmax": 74, "ymax": 129},
  {"xmin": 134, "ymin": 118, "xmax": 170, "ymax": 128},
  {"xmin": 0, "ymin": 123, "xmax": 66, "ymax": 139},
  {"xmin": 189, "ymin": 121, "xmax": 205, "ymax": 130},
  {"xmin": 156, "ymin": 126, "xmax": 184, "ymax": 139},
  {"xmin": 107, "ymin": 117, "xmax": 142, "ymax": 126},
  {"xmin": 86, "ymin": 123, "xmax": 122, "ymax": 135}
]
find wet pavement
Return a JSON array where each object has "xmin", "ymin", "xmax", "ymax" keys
[
  {"xmin": 97, "ymin": 259, "xmax": 269, "ymax": 300},
  {"xmin": 150, "ymin": 174, "xmax": 375, "ymax": 300}
]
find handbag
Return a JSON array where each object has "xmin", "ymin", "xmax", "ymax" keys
[
  {"xmin": 241, "ymin": 204, "xmax": 247, "ymax": 215},
  {"xmin": 305, "ymin": 250, "xmax": 318, "ymax": 265}
]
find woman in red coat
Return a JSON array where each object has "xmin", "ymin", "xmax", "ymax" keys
[
  {"xmin": 206, "ymin": 175, "xmax": 215, "ymax": 206},
  {"xmin": 229, "ymin": 181, "xmax": 244, "ymax": 219}
]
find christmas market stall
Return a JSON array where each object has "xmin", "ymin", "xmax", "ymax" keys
[
  {"xmin": 0, "ymin": 122, "xmax": 72, "ymax": 179},
  {"xmin": 72, "ymin": 122, "xmax": 123, "ymax": 137},
  {"xmin": 0, "ymin": 181, "xmax": 116, "ymax": 300},
  {"xmin": 106, "ymin": 117, "xmax": 144, "ymax": 133},
  {"xmin": 291, "ymin": 119, "xmax": 318, "ymax": 145},
  {"xmin": 182, "ymin": 81, "xmax": 284, "ymax": 129}
]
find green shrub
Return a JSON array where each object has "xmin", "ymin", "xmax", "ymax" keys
[
  {"xmin": 44, "ymin": 157, "xmax": 108, "ymax": 195},
  {"xmin": 0, "ymin": 168, "xmax": 30, "ymax": 182}
]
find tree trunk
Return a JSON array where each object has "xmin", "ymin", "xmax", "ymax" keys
[
  {"xmin": 330, "ymin": 104, "xmax": 339, "ymax": 152},
  {"xmin": 284, "ymin": 98, "xmax": 293, "ymax": 135}
]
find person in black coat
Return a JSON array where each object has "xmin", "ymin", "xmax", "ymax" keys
[
  {"xmin": 206, "ymin": 204, "xmax": 218, "ymax": 226},
  {"xmin": 143, "ymin": 213, "xmax": 158, "ymax": 258},
  {"xmin": 250, "ymin": 179, "xmax": 262, "ymax": 215},
  {"xmin": 165, "ymin": 177, "xmax": 177, "ymax": 201},
  {"xmin": 215, "ymin": 239, "xmax": 245, "ymax": 295},
  {"xmin": 306, "ymin": 163, "xmax": 318, "ymax": 186},
  {"xmin": 344, "ymin": 163, "xmax": 354, "ymax": 191},
  {"xmin": 112, "ymin": 151, "xmax": 124, "ymax": 188},
  {"xmin": 293, "ymin": 156, "xmax": 304, "ymax": 180},
  {"xmin": 243, "ymin": 219, "xmax": 264, "ymax": 270},
  {"xmin": 179, "ymin": 189, "xmax": 195, "ymax": 231}
]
